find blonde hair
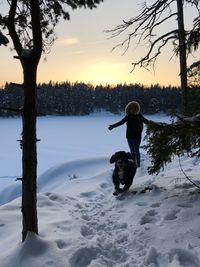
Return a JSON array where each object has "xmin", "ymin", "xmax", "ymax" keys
[{"xmin": 125, "ymin": 101, "xmax": 140, "ymax": 115}]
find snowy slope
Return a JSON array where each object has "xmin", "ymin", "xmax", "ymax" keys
[
  {"xmin": 0, "ymin": 155, "xmax": 200, "ymax": 267},
  {"xmin": 0, "ymin": 114, "xmax": 200, "ymax": 267}
]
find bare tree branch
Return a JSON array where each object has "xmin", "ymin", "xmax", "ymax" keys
[
  {"xmin": 145, "ymin": 12, "xmax": 177, "ymax": 40},
  {"xmin": 6, "ymin": 0, "xmax": 22, "ymax": 56},
  {"xmin": 131, "ymin": 30, "xmax": 178, "ymax": 71},
  {"xmin": 107, "ymin": 0, "xmax": 179, "ymax": 70}
]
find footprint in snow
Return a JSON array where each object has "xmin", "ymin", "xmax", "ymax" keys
[
  {"xmin": 164, "ymin": 209, "xmax": 181, "ymax": 221},
  {"xmin": 56, "ymin": 239, "xmax": 70, "ymax": 249},
  {"xmin": 100, "ymin": 182, "xmax": 109, "ymax": 189},
  {"xmin": 70, "ymin": 245, "xmax": 128, "ymax": 267},
  {"xmin": 80, "ymin": 191, "xmax": 97, "ymax": 198},
  {"xmin": 80, "ymin": 225, "xmax": 94, "ymax": 238},
  {"xmin": 48, "ymin": 193, "xmax": 63, "ymax": 202},
  {"xmin": 115, "ymin": 222, "xmax": 128, "ymax": 230},
  {"xmin": 45, "ymin": 260, "xmax": 54, "ymax": 266},
  {"xmin": 70, "ymin": 247, "xmax": 101, "ymax": 267},
  {"xmin": 140, "ymin": 209, "xmax": 160, "ymax": 225},
  {"xmin": 177, "ymin": 203, "xmax": 193, "ymax": 208},
  {"xmin": 81, "ymin": 214, "xmax": 90, "ymax": 221},
  {"xmin": 150, "ymin": 202, "xmax": 161, "ymax": 208},
  {"xmin": 136, "ymin": 202, "xmax": 148, "ymax": 207},
  {"xmin": 169, "ymin": 248, "xmax": 200, "ymax": 267},
  {"xmin": 184, "ymin": 168, "xmax": 193, "ymax": 172}
]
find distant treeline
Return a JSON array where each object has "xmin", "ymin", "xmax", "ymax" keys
[{"xmin": 0, "ymin": 81, "xmax": 187, "ymax": 116}]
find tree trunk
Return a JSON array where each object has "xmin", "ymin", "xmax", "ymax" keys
[
  {"xmin": 176, "ymin": 0, "xmax": 188, "ymax": 115},
  {"xmin": 21, "ymin": 60, "xmax": 38, "ymax": 241},
  {"xmin": 6, "ymin": 0, "xmax": 42, "ymax": 242}
]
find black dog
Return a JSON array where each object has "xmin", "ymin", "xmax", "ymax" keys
[{"xmin": 110, "ymin": 151, "xmax": 137, "ymax": 196}]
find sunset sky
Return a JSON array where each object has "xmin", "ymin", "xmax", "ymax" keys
[{"xmin": 0, "ymin": 0, "xmax": 199, "ymax": 87}]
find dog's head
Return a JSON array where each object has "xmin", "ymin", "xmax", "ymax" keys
[{"xmin": 110, "ymin": 151, "xmax": 132, "ymax": 169}]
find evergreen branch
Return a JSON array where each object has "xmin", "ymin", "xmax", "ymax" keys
[
  {"xmin": 0, "ymin": 106, "xmax": 22, "ymax": 112},
  {"xmin": 175, "ymin": 113, "xmax": 200, "ymax": 126},
  {"xmin": 144, "ymin": 115, "xmax": 200, "ymax": 175}
]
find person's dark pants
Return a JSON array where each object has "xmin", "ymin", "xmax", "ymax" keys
[{"xmin": 127, "ymin": 137, "xmax": 142, "ymax": 167}]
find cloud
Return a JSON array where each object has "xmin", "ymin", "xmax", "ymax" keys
[{"xmin": 58, "ymin": 37, "xmax": 80, "ymax": 46}]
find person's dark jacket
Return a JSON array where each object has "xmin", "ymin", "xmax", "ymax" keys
[{"xmin": 109, "ymin": 113, "xmax": 149, "ymax": 139}]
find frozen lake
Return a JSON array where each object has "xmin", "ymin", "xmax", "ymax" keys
[{"xmin": 0, "ymin": 113, "xmax": 170, "ymax": 189}]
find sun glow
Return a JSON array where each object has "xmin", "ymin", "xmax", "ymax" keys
[{"xmin": 79, "ymin": 62, "xmax": 135, "ymax": 85}]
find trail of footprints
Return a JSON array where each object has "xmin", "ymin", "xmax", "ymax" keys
[
  {"xmin": 41, "ymin": 191, "xmax": 198, "ymax": 266},
  {"xmin": 72, "ymin": 190, "xmax": 198, "ymax": 266},
  {"xmin": 140, "ymin": 205, "xmax": 182, "ymax": 225},
  {"xmin": 70, "ymin": 194, "xmax": 131, "ymax": 266},
  {"xmin": 139, "ymin": 199, "xmax": 197, "ymax": 225}
]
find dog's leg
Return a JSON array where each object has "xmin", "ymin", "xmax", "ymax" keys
[
  {"xmin": 113, "ymin": 182, "xmax": 121, "ymax": 196},
  {"xmin": 113, "ymin": 189, "xmax": 120, "ymax": 196},
  {"xmin": 112, "ymin": 172, "xmax": 121, "ymax": 195},
  {"xmin": 122, "ymin": 169, "xmax": 136, "ymax": 192},
  {"xmin": 113, "ymin": 187, "xmax": 124, "ymax": 195},
  {"xmin": 122, "ymin": 184, "xmax": 131, "ymax": 192}
]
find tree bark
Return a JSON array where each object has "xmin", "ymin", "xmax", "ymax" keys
[
  {"xmin": 176, "ymin": 0, "xmax": 188, "ymax": 115},
  {"xmin": 21, "ymin": 59, "xmax": 38, "ymax": 241},
  {"xmin": 5, "ymin": 0, "xmax": 37, "ymax": 241},
  {"xmin": 21, "ymin": 0, "xmax": 42, "ymax": 241}
]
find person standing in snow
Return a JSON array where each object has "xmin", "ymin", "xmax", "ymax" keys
[{"xmin": 108, "ymin": 101, "xmax": 149, "ymax": 167}]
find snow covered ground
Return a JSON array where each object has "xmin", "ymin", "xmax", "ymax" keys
[{"xmin": 0, "ymin": 113, "xmax": 200, "ymax": 267}]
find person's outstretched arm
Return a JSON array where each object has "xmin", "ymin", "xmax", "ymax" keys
[
  {"xmin": 108, "ymin": 116, "xmax": 127, "ymax": 130},
  {"xmin": 140, "ymin": 114, "xmax": 157, "ymax": 125},
  {"xmin": 139, "ymin": 114, "xmax": 149, "ymax": 124}
]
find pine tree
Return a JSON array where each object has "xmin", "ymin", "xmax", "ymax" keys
[{"xmin": 144, "ymin": 115, "xmax": 200, "ymax": 175}]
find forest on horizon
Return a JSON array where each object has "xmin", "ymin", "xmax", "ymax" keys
[{"xmin": 0, "ymin": 81, "xmax": 199, "ymax": 116}]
